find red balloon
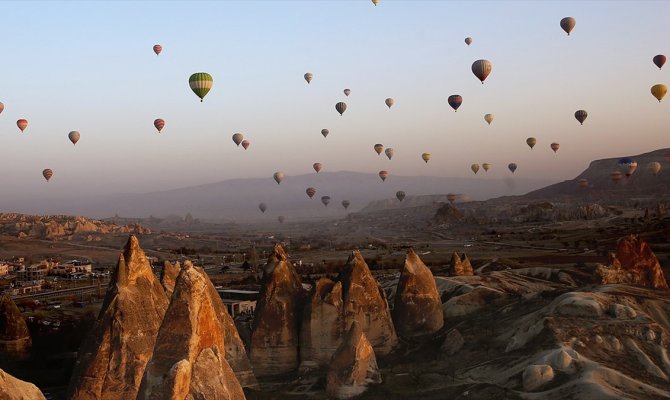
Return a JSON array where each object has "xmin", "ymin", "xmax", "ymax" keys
[
  {"xmin": 153, "ymin": 44, "xmax": 162, "ymax": 56},
  {"xmin": 154, "ymin": 119, "xmax": 165, "ymax": 133}
]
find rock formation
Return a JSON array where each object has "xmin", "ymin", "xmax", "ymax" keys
[
  {"xmin": 301, "ymin": 251, "xmax": 397, "ymax": 366},
  {"xmin": 67, "ymin": 236, "xmax": 170, "ymax": 400},
  {"xmin": 595, "ymin": 235, "xmax": 668, "ymax": 289},
  {"xmin": 326, "ymin": 321, "xmax": 381, "ymax": 399},
  {"xmin": 0, "ymin": 294, "xmax": 31, "ymax": 356},
  {"xmin": 138, "ymin": 262, "xmax": 246, "ymax": 400},
  {"xmin": 448, "ymin": 252, "xmax": 474, "ymax": 276},
  {"xmin": 250, "ymin": 244, "xmax": 304, "ymax": 376},
  {"xmin": 0, "ymin": 368, "xmax": 46, "ymax": 400},
  {"xmin": 159, "ymin": 260, "xmax": 180, "ymax": 297},
  {"xmin": 392, "ymin": 249, "xmax": 444, "ymax": 338}
]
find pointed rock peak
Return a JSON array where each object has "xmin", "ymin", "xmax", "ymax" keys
[
  {"xmin": 123, "ymin": 235, "xmax": 141, "ymax": 256},
  {"xmin": 183, "ymin": 260, "xmax": 193, "ymax": 270},
  {"xmin": 271, "ymin": 243, "xmax": 288, "ymax": 262},
  {"xmin": 404, "ymin": 248, "xmax": 423, "ymax": 274},
  {"xmin": 117, "ymin": 235, "xmax": 153, "ymax": 285},
  {"xmin": 0, "ymin": 294, "xmax": 30, "ymax": 341},
  {"xmin": 450, "ymin": 252, "xmax": 462, "ymax": 264}
]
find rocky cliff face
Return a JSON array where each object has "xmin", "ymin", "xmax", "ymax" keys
[
  {"xmin": 326, "ymin": 321, "xmax": 381, "ymax": 399},
  {"xmin": 449, "ymin": 252, "xmax": 474, "ymax": 276},
  {"xmin": 392, "ymin": 249, "xmax": 444, "ymax": 338},
  {"xmin": 0, "ymin": 368, "xmax": 46, "ymax": 400},
  {"xmin": 67, "ymin": 236, "xmax": 169, "ymax": 400},
  {"xmin": 138, "ymin": 262, "xmax": 246, "ymax": 400},
  {"xmin": 1, "ymin": 213, "xmax": 150, "ymax": 240},
  {"xmin": 159, "ymin": 261, "xmax": 180, "ymax": 297},
  {"xmin": 250, "ymin": 244, "xmax": 305, "ymax": 376},
  {"xmin": 596, "ymin": 235, "xmax": 669, "ymax": 289}
]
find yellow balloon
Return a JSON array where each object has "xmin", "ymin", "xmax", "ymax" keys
[
  {"xmin": 421, "ymin": 153, "xmax": 432, "ymax": 163},
  {"xmin": 651, "ymin": 84, "xmax": 668, "ymax": 102},
  {"xmin": 471, "ymin": 164, "xmax": 480, "ymax": 174}
]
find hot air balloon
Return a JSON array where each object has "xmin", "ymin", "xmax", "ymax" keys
[
  {"xmin": 68, "ymin": 131, "xmax": 80, "ymax": 145},
  {"xmin": 241, "ymin": 140, "xmax": 250, "ymax": 150},
  {"xmin": 574, "ymin": 110, "xmax": 588, "ymax": 125},
  {"xmin": 313, "ymin": 163, "xmax": 322, "ymax": 173},
  {"xmin": 42, "ymin": 169, "xmax": 53, "ymax": 182},
  {"xmin": 654, "ymin": 55, "xmax": 667, "ymax": 70},
  {"xmin": 278, "ymin": 216, "xmax": 285, "ymax": 224},
  {"xmin": 372, "ymin": 0, "xmax": 379, "ymax": 6},
  {"xmin": 306, "ymin": 187, "xmax": 316, "ymax": 199},
  {"xmin": 304, "ymin": 72, "xmax": 313, "ymax": 84},
  {"xmin": 421, "ymin": 153, "xmax": 431, "ymax": 163},
  {"xmin": 342, "ymin": 200, "xmax": 350, "ymax": 209},
  {"xmin": 465, "ymin": 37, "xmax": 473, "ymax": 46},
  {"xmin": 447, "ymin": 193, "xmax": 457, "ymax": 204},
  {"xmin": 648, "ymin": 162, "xmax": 662, "ymax": 176},
  {"xmin": 482, "ymin": 163, "xmax": 491, "ymax": 172},
  {"xmin": 273, "ymin": 172, "xmax": 284, "ymax": 184},
  {"xmin": 336, "ymin": 102, "xmax": 347, "ymax": 116},
  {"xmin": 651, "ymin": 84, "xmax": 668, "ymax": 102},
  {"xmin": 578, "ymin": 179, "xmax": 589, "ymax": 188},
  {"xmin": 189, "ymin": 72, "xmax": 213, "ymax": 102},
  {"xmin": 385, "ymin": 98, "xmax": 394, "ymax": 109},
  {"xmin": 0, "ymin": 102, "xmax": 4, "ymax": 114},
  {"xmin": 374, "ymin": 144, "xmax": 384, "ymax": 155},
  {"xmin": 560, "ymin": 17, "xmax": 576, "ymax": 35},
  {"xmin": 344, "ymin": 89, "xmax": 351, "ymax": 96},
  {"xmin": 259, "ymin": 203, "xmax": 267, "ymax": 213},
  {"xmin": 526, "ymin": 137, "xmax": 537, "ymax": 149},
  {"xmin": 232, "ymin": 133, "xmax": 244, "ymax": 146},
  {"xmin": 471, "ymin": 164, "xmax": 480, "ymax": 174},
  {"xmin": 379, "ymin": 170, "xmax": 388, "ymax": 182},
  {"xmin": 610, "ymin": 171, "xmax": 623, "ymax": 183},
  {"xmin": 385, "ymin": 148, "xmax": 394, "ymax": 160},
  {"xmin": 550, "ymin": 142, "xmax": 560, "ymax": 153},
  {"xmin": 618, "ymin": 158, "xmax": 638, "ymax": 176},
  {"xmin": 396, "ymin": 191, "xmax": 406, "ymax": 202},
  {"xmin": 321, "ymin": 129, "xmax": 329, "ymax": 138},
  {"xmin": 484, "ymin": 114, "xmax": 494, "ymax": 125},
  {"xmin": 321, "ymin": 196, "xmax": 331, "ymax": 207},
  {"xmin": 508, "ymin": 163, "xmax": 517, "ymax": 173},
  {"xmin": 154, "ymin": 119, "xmax": 165, "ymax": 133},
  {"xmin": 17, "ymin": 119, "xmax": 28, "ymax": 133},
  {"xmin": 153, "ymin": 44, "xmax": 162, "ymax": 56},
  {"xmin": 448, "ymin": 95, "xmax": 462, "ymax": 111},
  {"xmin": 471, "ymin": 59, "xmax": 492, "ymax": 84}
]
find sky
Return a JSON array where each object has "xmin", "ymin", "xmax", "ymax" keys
[{"xmin": 0, "ymin": 0, "xmax": 669, "ymax": 203}]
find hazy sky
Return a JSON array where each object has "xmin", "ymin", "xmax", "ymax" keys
[{"xmin": 1, "ymin": 0, "xmax": 668, "ymax": 201}]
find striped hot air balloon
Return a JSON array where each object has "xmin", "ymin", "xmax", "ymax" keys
[
  {"xmin": 306, "ymin": 187, "xmax": 316, "ymax": 199},
  {"xmin": 560, "ymin": 17, "xmax": 576, "ymax": 36},
  {"xmin": 378, "ymin": 170, "xmax": 388, "ymax": 181},
  {"xmin": 374, "ymin": 144, "xmax": 384, "ymax": 155},
  {"xmin": 153, "ymin": 44, "xmax": 162, "ymax": 56},
  {"xmin": 313, "ymin": 163, "xmax": 322, "ymax": 173},
  {"xmin": 0, "ymin": 102, "xmax": 4, "ymax": 114},
  {"xmin": 232, "ymin": 133, "xmax": 244, "ymax": 146},
  {"xmin": 482, "ymin": 163, "xmax": 492, "ymax": 172},
  {"xmin": 396, "ymin": 191, "xmax": 406, "ymax": 202},
  {"xmin": 575, "ymin": 110, "xmax": 588, "ymax": 125},
  {"xmin": 189, "ymin": 72, "xmax": 213, "ymax": 102},
  {"xmin": 154, "ymin": 119, "xmax": 165, "ymax": 133},
  {"xmin": 335, "ymin": 102, "xmax": 347, "ymax": 116},
  {"xmin": 448, "ymin": 95, "xmax": 463, "ymax": 111},
  {"xmin": 68, "ymin": 131, "xmax": 80, "ymax": 145},
  {"xmin": 17, "ymin": 119, "xmax": 28, "ymax": 133},
  {"xmin": 241, "ymin": 140, "xmax": 250, "ymax": 150},
  {"xmin": 321, "ymin": 129, "xmax": 329, "ymax": 138},
  {"xmin": 42, "ymin": 169, "xmax": 53, "ymax": 182},
  {"xmin": 471, "ymin": 59, "xmax": 492, "ymax": 84}
]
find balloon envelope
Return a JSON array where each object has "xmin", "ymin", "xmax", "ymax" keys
[
  {"xmin": 385, "ymin": 98, "xmax": 394, "ymax": 109},
  {"xmin": 154, "ymin": 119, "xmax": 165, "ymax": 133},
  {"xmin": 0, "ymin": 102, "xmax": 4, "ymax": 114},
  {"xmin": 396, "ymin": 191, "xmax": 406, "ymax": 202},
  {"xmin": 372, "ymin": 0, "xmax": 379, "ymax": 5},
  {"xmin": 471, "ymin": 164, "xmax": 480, "ymax": 174},
  {"xmin": 344, "ymin": 89, "xmax": 351, "ymax": 96},
  {"xmin": 378, "ymin": 170, "xmax": 388, "ymax": 181},
  {"xmin": 651, "ymin": 84, "xmax": 668, "ymax": 102},
  {"xmin": 471, "ymin": 59, "xmax": 492, "ymax": 83},
  {"xmin": 526, "ymin": 137, "xmax": 537, "ymax": 149},
  {"xmin": 321, "ymin": 196, "xmax": 331, "ymax": 207},
  {"xmin": 422, "ymin": 153, "xmax": 431, "ymax": 163},
  {"xmin": 241, "ymin": 140, "xmax": 250, "ymax": 150},
  {"xmin": 648, "ymin": 162, "xmax": 662, "ymax": 176},
  {"xmin": 189, "ymin": 72, "xmax": 213, "ymax": 102},
  {"xmin": 153, "ymin": 44, "xmax": 162, "ymax": 55},
  {"xmin": 42, "ymin": 169, "xmax": 53, "ymax": 182},
  {"xmin": 304, "ymin": 72, "xmax": 313, "ymax": 84},
  {"xmin": 313, "ymin": 163, "xmax": 322, "ymax": 173},
  {"xmin": 306, "ymin": 187, "xmax": 316, "ymax": 198},
  {"xmin": 273, "ymin": 172, "xmax": 284, "ymax": 184},
  {"xmin": 385, "ymin": 148, "xmax": 394, "ymax": 160},
  {"xmin": 374, "ymin": 144, "xmax": 384, "ymax": 155},
  {"xmin": 232, "ymin": 133, "xmax": 244, "ymax": 146},
  {"xmin": 560, "ymin": 17, "xmax": 576, "ymax": 35},
  {"xmin": 342, "ymin": 200, "xmax": 350, "ymax": 209},
  {"xmin": 653, "ymin": 55, "xmax": 667, "ymax": 70},
  {"xmin": 618, "ymin": 158, "xmax": 638, "ymax": 176},
  {"xmin": 484, "ymin": 114, "xmax": 494, "ymax": 125},
  {"xmin": 482, "ymin": 163, "xmax": 492, "ymax": 172},
  {"xmin": 259, "ymin": 203, "xmax": 267, "ymax": 213},
  {"xmin": 508, "ymin": 163, "xmax": 518, "ymax": 173},
  {"xmin": 448, "ymin": 95, "xmax": 462, "ymax": 111},
  {"xmin": 68, "ymin": 131, "xmax": 80, "ymax": 145},
  {"xmin": 335, "ymin": 102, "xmax": 347, "ymax": 116},
  {"xmin": 465, "ymin": 37, "xmax": 473, "ymax": 45},
  {"xmin": 17, "ymin": 119, "xmax": 28, "ymax": 132},
  {"xmin": 321, "ymin": 129, "xmax": 329, "ymax": 138},
  {"xmin": 575, "ymin": 110, "xmax": 588, "ymax": 125}
]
